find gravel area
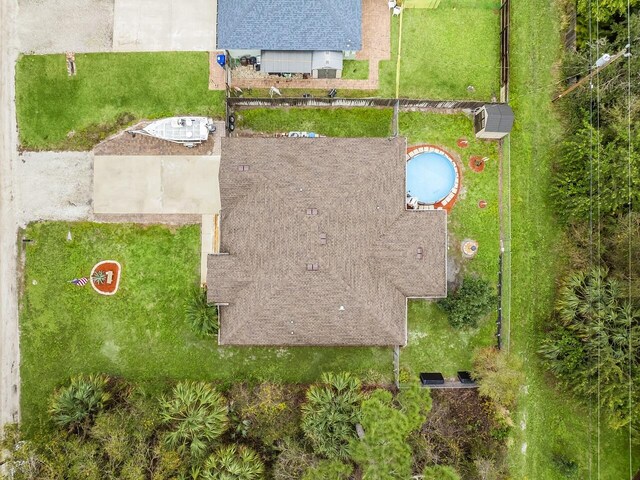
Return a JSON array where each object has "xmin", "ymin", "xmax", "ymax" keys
[
  {"xmin": 18, "ymin": 0, "xmax": 114, "ymax": 53},
  {"xmin": 15, "ymin": 152, "xmax": 93, "ymax": 227}
]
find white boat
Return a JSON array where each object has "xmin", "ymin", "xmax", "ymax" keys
[{"xmin": 129, "ymin": 117, "xmax": 216, "ymax": 147}]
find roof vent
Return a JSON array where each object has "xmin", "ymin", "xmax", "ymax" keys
[
  {"xmin": 417, "ymin": 247, "xmax": 424, "ymax": 260},
  {"xmin": 238, "ymin": 164, "xmax": 250, "ymax": 172},
  {"xmin": 320, "ymin": 233, "xmax": 327, "ymax": 245},
  {"xmin": 306, "ymin": 208, "xmax": 319, "ymax": 215},
  {"xmin": 306, "ymin": 263, "xmax": 319, "ymax": 271},
  {"xmin": 339, "ymin": 305, "xmax": 345, "ymax": 311}
]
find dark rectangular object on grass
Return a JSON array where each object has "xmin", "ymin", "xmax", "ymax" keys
[
  {"xmin": 457, "ymin": 371, "xmax": 475, "ymax": 384},
  {"xmin": 420, "ymin": 372, "xmax": 444, "ymax": 385}
]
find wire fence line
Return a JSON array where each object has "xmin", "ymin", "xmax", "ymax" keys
[{"xmin": 500, "ymin": 135, "xmax": 513, "ymax": 353}]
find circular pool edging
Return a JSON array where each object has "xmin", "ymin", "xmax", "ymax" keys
[{"xmin": 406, "ymin": 144, "xmax": 460, "ymax": 210}]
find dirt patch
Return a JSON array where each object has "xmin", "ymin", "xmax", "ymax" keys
[{"xmin": 469, "ymin": 155, "xmax": 486, "ymax": 172}]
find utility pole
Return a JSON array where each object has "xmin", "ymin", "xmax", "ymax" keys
[{"xmin": 552, "ymin": 44, "xmax": 631, "ymax": 102}]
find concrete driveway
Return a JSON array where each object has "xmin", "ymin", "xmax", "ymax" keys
[
  {"xmin": 112, "ymin": 0, "xmax": 216, "ymax": 52},
  {"xmin": 17, "ymin": 0, "xmax": 216, "ymax": 53},
  {"xmin": 93, "ymin": 155, "xmax": 221, "ymax": 215}
]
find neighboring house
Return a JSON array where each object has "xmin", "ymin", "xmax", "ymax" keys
[
  {"xmin": 207, "ymin": 138, "xmax": 448, "ymax": 346},
  {"xmin": 216, "ymin": 0, "xmax": 362, "ymax": 78}
]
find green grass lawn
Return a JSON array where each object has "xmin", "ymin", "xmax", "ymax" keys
[
  {"xmin": 342, "ymin": 60, "xmax": 369, "ymax": 80},
  {"xmin": 403, "ymin": 302, "xmax": 495, "ymax": 378},
  {"xmin": 236, "ymin": 108, "xmax": 393, "ymax": 137},
  {"xmin": 507, "ymin": 0, "xmax": 640, "ymax": 477},
  {"xmin": 399, "ymin": 112, "xmax": 500, "ymax": 377},
  {"xmin": 379, "ymin": 1, "xmax": 500, "ymax": 99},
  {"xmin": 16, "ymin": 53, "xmax": 226, "ymax": 151},
  {"xmin": 20, "ymin": 222, "xmax": 392, "ymax": 436}
]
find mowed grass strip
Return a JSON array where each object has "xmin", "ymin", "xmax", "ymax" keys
[
  {"xmin": 20, "ymin": 223, "xmax": 392, "ymax": 436},
  {"xmin": 236, "ymin": 108, "xmax": 393, "ymax": 137},
  {"xmin": 400, "ymin": 112, "xmax": 499, "ymax": 377},
  {"xmin": 16, "ymin": 53, "xmax": 226, "ymax": 151},
  {"xmin": 507, "ymin": 0, "xmax": 640, "ymax": 477}
]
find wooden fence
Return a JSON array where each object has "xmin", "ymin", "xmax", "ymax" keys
[
  {"xmin": 227, "ymin": 97, "xmax": 494, "ymax": 111},
  {"xmin": 500, "ymin": 0, "xmax": 511, "ymax": 102}
]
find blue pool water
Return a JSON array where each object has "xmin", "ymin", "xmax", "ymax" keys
[{"xmin": 406, "ymin": 152, "xmax": 456, "ymax": 204}]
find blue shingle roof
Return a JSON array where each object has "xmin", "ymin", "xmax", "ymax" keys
[{"xmin": 217, "ymin": 0, "xmax": 362, "ymax": 51}]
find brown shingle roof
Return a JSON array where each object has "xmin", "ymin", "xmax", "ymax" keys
[{"xmin": 207, "ymin": 137, "xmax": 447, "ymax": 346}]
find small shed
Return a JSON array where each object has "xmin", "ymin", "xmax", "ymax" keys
[
  {"xmin": 474, "ymin": 104, "xmax": 514, "ymax": 139},
  {"xmin": 312, "ymin": 51, "xmax": 344, "ymax": 79},
  {"xmin": 261, "ymin": 50, "xmax": 313, "ymax": 74}
]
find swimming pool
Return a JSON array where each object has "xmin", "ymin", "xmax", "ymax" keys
[{"xmin": 406, "ymin": 145, "xmax": 459, "ymax": 208}]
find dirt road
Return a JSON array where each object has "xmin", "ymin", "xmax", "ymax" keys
[{"xmin": 0, "ymin": 0, "xmax": 21, "ymax": 429}]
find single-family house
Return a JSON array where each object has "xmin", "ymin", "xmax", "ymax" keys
[
  {"xmin": 216, "ymin": 0, "xmax": 362, "ymax": 78},
  {"xmin": 207, "ymin": 137, "xmax": 448, "ymax": 346}
]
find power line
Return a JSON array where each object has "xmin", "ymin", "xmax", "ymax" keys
[{"xmin": 625, "ymin": 0, "xmax": 633, "ymax": 477}]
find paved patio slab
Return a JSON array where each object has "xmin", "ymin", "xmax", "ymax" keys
[{"xmin": 93, "ymin": 155, "xmax": 220, "ymax": 214}]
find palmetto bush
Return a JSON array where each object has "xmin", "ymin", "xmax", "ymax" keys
[
  {"xmin": 539, "ymin": 268, "xmax": 640, "ymax": 430},
  {"xmin": 301, "ymin": 372, "xmax": 362, "ymax": 460},
  {"xmin": 49, "ymin": 374, "xmax": 112, "ymax": 433},
  {"xmin": 199, "ymin": 444, "xmax": 264, "ymax": 480},
  {"xmin": 185, "ymin": 286, "xmax": 219, "ymax": 338},
  {"xmin": 159, "ymin": 381, "xmax": 228, "ymax": 459}
]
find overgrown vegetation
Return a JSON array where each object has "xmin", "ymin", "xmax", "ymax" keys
[
  {"xmin": 159, "ymin": 382, "xmax": 228, "ymax": 459},
  {"xmin": 3, "ymin": 374, "xmax": 512, "ymax": 479},
  {"xmin": 15, "ymin": 53, "xmax": 226, "ymax": 150},
  {"xmin": 48, "ymin": 374, "xmax": 112, "ymax": 434},
  {"xmin": 301, "ymin": 372, "xmax": 362, "ymax": 460},
  {"xmin": 540, "ymin": 269, "xmax": 640, "ymax": 430}
]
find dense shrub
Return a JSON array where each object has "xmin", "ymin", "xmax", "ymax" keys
[
  {"xmin": 472, "ymin": 348, "xmax": 523, "ymax": 422},
  {"xmin": 301, "ymin": 372, "xmax": 362, "ymax": 460},
  {"xmin": 422, "ymin": 465, "xmax": 461, "ymax": 480},
  {"xmin": 185, "ymin": 286, "xmax": 219, "ymax": 338},
  {"xmin": 49, "ymin": 374, "xmax": 112, "ymax": 433},
  {"xmin": 438, "ymin": 276, "xmax": 497, "ymax": 328},
  {"xmin": 159, "ymin": 382, "xmax": 228, "ymax": 459},
  {"xmin": 200, "ymin": 444, "xmax": 264, "ymax": 480}
]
